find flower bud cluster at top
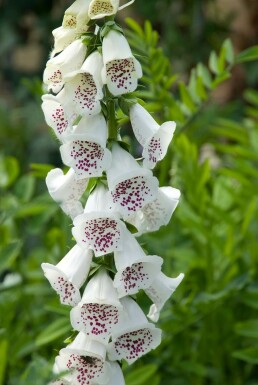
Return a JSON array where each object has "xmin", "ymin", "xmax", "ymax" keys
[{"xmin": 41, "ymin": 1, "xmax": 184, "ymax": 384}]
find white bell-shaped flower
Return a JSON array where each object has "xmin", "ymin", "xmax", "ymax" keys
[
  {"xmin": 56, "ymin": 333, "xmax": 110, "ymax": 385},
  {"xmin": 43, "ymin": 39, "xmax": 87, "ymax": 94},
  {"xmin": 72, "ymin": 184, "xmax": 126, "ymax": 256},
  {"xmin": 113, "ymin": 228, "xmax": 163, "ymax": 297},
  {"xmin": 62, "ymin": 0, "xmax": 91, "ymax": 29},
  {"xmin": 41, "ymin": 92, "xmax": 75, "ymax": 141},
  {"xmin": 130, "ymin": 103, "xmax": 176, "ymax": 169},
  {"xmin": 101, "ymin": 30, "xmax": 142, "ymax": 96},
  {"xmin": 60, "ymin": 113, "xmax": 112, "ymax": 180},
  {"xmin": 41, "ymin": 245, "xmax": 93, "ymax": 306},
  {"xmin": 106, "ymin": 143, "xmax": 159, "ymax": 217},
  {"xmin": 126, "ymin": 186, "xmax": 181, "ymax": 235},
  {"xmin": 88, "ymin": 0, "xmax": 119, "ymax": 19},
  {"xmin": 71, "ymin": 269, "xmax": 122, "ymax": 343},
  {"xmin": 52, "ymin": 27, "xmax": 88, "ymax": 56},
  {"xmin": 108, "ymin": 296, "xmax": 161, "ymax": 364},
  {"xmin": 46, "ymin": 168, "xmax": 88, "ymax": 219},
  {"xmin": 64, "ymin": 51, "xmax": 104, "ymax": 116},
  {"xmin": 146, "ymin": 272, "xmax": 184, "ymax": 322}
]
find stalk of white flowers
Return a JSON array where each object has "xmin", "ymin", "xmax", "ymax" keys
[
  {"xmin": 106, "ymin": 143, "xmax": 159, "ymax": 217},
  {"xmin": 126, "ymin": 186, "xmax": 181, "ymax": 235},
  {"xmin": 43, "ymin": 39, "xmax": 87, "ymax": 94},
  {"xmin": 46, "ymin": 168, "xmax": 88, "ymax": 219},
  {"xmin": 101, "ymin": 30, "xmax": 142, "ymax": 96},
  {"xmin": 72, "ymin": 184, "xmax": 126, "ymax": 256},
  {"xmin": 41, "ymin": 245, "xmax": 93, "ymax": 306},
  {"xmin": 113, "ymin": 227, "xmax": 163, "ymax": 297},
  {"xmin": 60, "ymin": 113, "xmax": 112, "ymax": 180},
  {"xmin": 70, "ymin": 268, "xmax": 122, "ymax": 343},
  {"xmin": 108, "ymin": 296, "xmax": 162, "ymax": 364},
  {"xmin": 130, "ymin": 103, "xmax": 176, "ymax": 169},
  {"xmin": 146, "ymin": 272, "xmax": 185, "ymax": 322}
]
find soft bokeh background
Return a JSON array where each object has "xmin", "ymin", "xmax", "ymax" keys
[{"xmin": 1, "ymin": 1, "xmax": 258, "ymax": 385}]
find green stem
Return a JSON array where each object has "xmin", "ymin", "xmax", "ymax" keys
[{"xmin": 106, "ymin": 88, "xmax": 118, "ymax": 140}]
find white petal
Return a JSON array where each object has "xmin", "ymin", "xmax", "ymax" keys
[
  {"xmin": 64, "ymin": 72, "xmax": 103, "ymax": 116},
  {"xmin": 43, "ymin": 40, "xmax": 87, "ymax": 93},
  {"xmin": 62, "ymin": 0, "xmax": 91, "ymax": 29},
  {"xmin": 41, "ymin": 94, "xmax": 72, "ymax": 139},
  {"xmin": 113, "ymin": 228, "xmax": 163, "ymax": 297},
  {"xmin": 41, "ymin": 246, "xmax": 93, "ymax": 306},
  {"xmin": 70, "ymin": 269, "xmax": 122, "ymax": 342},
  {"xmin": 107, "ymin": 144, "xmax": 158, "ymax": 217},
  {"xmin": 126, "ymin": 186, "xmax": 180, "ymax": 234},
  {"xmin": 102, "ymin": 31, "xmax": 142, "ymax": 95},
  {"xmin": 130, "ymin": 103, "xmax": 176, "ymax": 169},
  {"xmin": 105, "ymin": 362, "xmax": 125, "ymax": 385},
  {"xmin": 108, "ymin": 297, "xmax": 162, "ymax": 364},
  {"xmin": 52, "ymin": 27, "xmax": 88, "ymax": 56},
  {"xmin": 146, "ymin": 272, "xmax": 184, "ymax": 322},
  {"xmin": 88, "ymin": 0, "xmax": 120, "ymax": 19}
]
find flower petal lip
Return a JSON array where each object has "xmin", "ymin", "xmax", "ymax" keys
[
  {"xmin": 43, "ymin": 39, "xmax": 87, "ymax": 94},
  {"xmin": 130, "ymin": 103, "xmax": 176, "ymax": 169},
  {"xmin": 62, "ymin": 0, "xmax": 91, "ymax": 29},
  {"xmin": 108, "ymin": 297, "xmax": 162, "ymax": 364},
  {"xmin": 41, "ymin": 246, "xmax": 93, "ymax": 306},
  {"xmin": 113, "ymin": 228, "xmax": 163, "ymax": 297},
  {"xmin": 146, "ymin": 272, "xmax": 184, "ymax": 322},
  {"xmin": 126, "ymin": 186, "xmax": 181, "ymax": 234},
  {"xmin": 88, "ymin": 0, "xmax": 120, "ymax": 20},
  {"xmin": 70, "ymin": 269, "xmax": 122, "ymax": 342},
  {"xmin": 60, "ymin": 117, "xmax": 112, "ymax": 179}
]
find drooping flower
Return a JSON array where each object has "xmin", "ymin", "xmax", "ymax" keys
[
  {"xmin": 108, "ymin": 296, "xmax": 161, "ymax": 364},
  {"xmin": 71, "ymin": 269, "xmax": 122, "ymax": 343},
  {"xmin": 130, "ymin": 103, "xmax": 176, "ymax": 169},
  {"xmin": 60, "ymin": 113, "xmax": 112, "ymax": 179},
  {"xmin": 41, "ymin": 245, "xmax": 93, "ymax": 306},
  {"xmin": 88, "ymin": 0, "xmax": 119, "ymax": 19},
  {"xmin": 55, "ymin": 332, "xmax": 110, "ymax": 385},
  {"xmin": 101, "ymin": 30, "xmax": 142, "ymax": 96},
  {"xmin": 146, "ymin": 272, "xmax": 184, "ymax": 322},
  {"xmin": 52, "ymin": 27, "xmax": 88, "ymax": 57},
  {"xmin": 41, "ymin": 92, "xmax": 75, "ymax": 141},
  {"xmin": 72, "ymin": 184, "xmax": 126, "ymax": 256},
  {"xmin": 106, "ymin": 143, "xmax": 159, "ymax": 217},
  {"xmin": 62, "ymin": 0, "xmax": 91, "ymax": 30},
  {"xmin": 113, "ymin": 228, "xmax": 163, "ymax": 297},
  {"xmin": 126, "ymin": 186, "xmax": 181, "ymax": 235},
  {"xmin": 43, "ymin": 39, "xmax": 87, "ymax": 94},
  {"xmin": 64, "ymin": 51, "xmax": 104, "ymax": 116},
  {"xmin": 46, "ymin": 168, "xmax": 88, "ymax": 219}
]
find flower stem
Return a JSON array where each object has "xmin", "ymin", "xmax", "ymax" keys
[{"xmin": 106, "ymin": 88, "xmax": 118, "ymax": 140}]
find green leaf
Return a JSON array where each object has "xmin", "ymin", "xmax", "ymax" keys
[
  {"xmin": 236, "ymin": 45, "xmax": 258, "ymax": 63},
  {"xmin": 209, "ymin": 51, "xmax": 219, "ymax": 74},
  {"xmin": 235, "ymin": 320, "xmax": 258, "ymax": 338},
  {"xmin": 0, "ymin": 340, "xmax": 8, "ymax": 385},
  {"xmin": 196, "ymin": 63, "xmax": 212, "ymax": 89},
  {"xmin": 222, "ymin": 38, "xmax": 235, "ymax": 64},
  {"xmin": 179, "ymin": 83, "xmax": 196, "ymax": 112},
  {"xmin": 232, "ymin": 346, "xmax": 258, "ymax": 364},
  {"xmin": 125, "ymin": 364, "xmax": 159, "ymax": 385},
  {"xmin": 36, "ymin": 318, "xmax": 70, "ymax": 347},
  {"xmin": 14, "ymin": 174, "xmax": 35, "ymax": 203},
  {"xmin": 0, "ymin": 241, "xmax": 23, "ymax": 272},
  {"xmin": 0, "ymin": 156, "xmax": 20, "ymax": 188}
]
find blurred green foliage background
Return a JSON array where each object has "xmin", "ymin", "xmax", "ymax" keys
[{"xmin": 1, "ymin": 1, "xmax": 258, "ymax": 385}]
